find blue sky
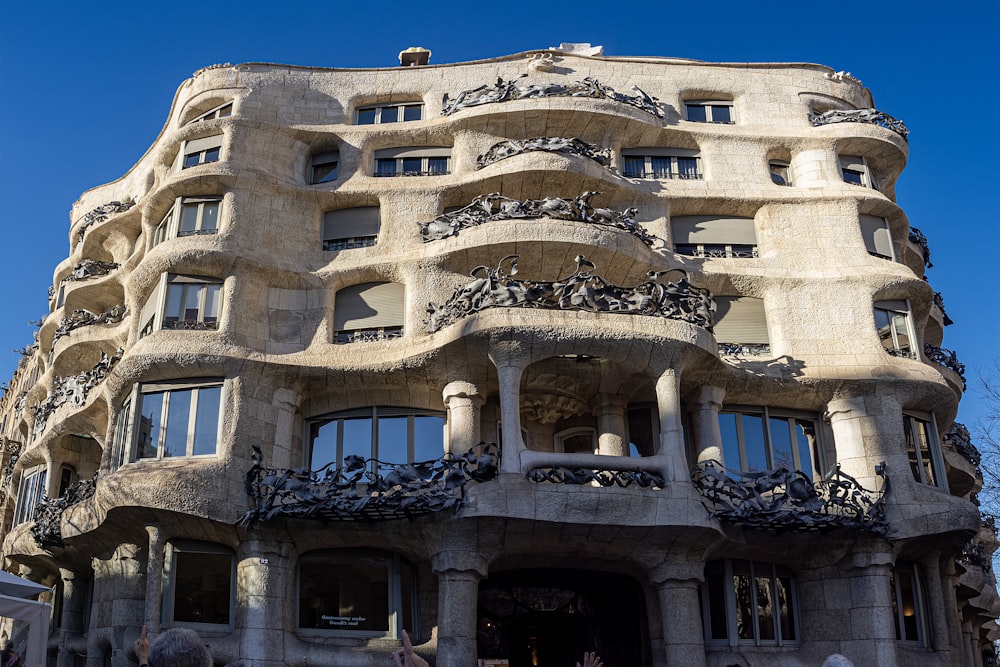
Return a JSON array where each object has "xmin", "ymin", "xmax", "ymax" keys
[{"xmin": 1, "ymin": 1, "xmax": 998, "ymax": 428}]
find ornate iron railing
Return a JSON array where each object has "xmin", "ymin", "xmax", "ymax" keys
[
  {"xmin": 621, "ymin": 170, "xmax": 703, "ymax": 180},
  {"xmin": 51, "ymin": 305, "xmax": 127, "ymax": 349},
  {"xmin": 924, "ymin": 343, "xmax": 967, "ymax": 389},
  {"xmin": 426, "ymin": 255, "xmax": 714, "ymax": 333},
  {"xmin": 47, "ymin": 259, "xmax": 120, "ymax": 299},
  {"xmin": 933, "ymin": 292, "xmax": 954, "ymax": 326},
  {"xmin": 334, "ymin": 327, "xmax": 404, "ymax": 344},
  {"xmin": 808, "ymin": 108, "xmax": 909, "ymax": 141},
  {"xmin": 718, "ymin": 343, "xmax": 772, "ymax": 358},
  {"xmin": 908, "ymin": 227, "xmax": 933, "ymax": 268},
  {"xmin": 942, "ymin": 422, "xmax": 982, "ymax": 470},
  {"xmin": 238, "ymin": 442, "xmax": 499, "ymax": 525},
  {"xmin": 75, "ymin": 200, "xmax": 134, "ymax": 240},
  {"xmin": 476, "ymin": 137, "xmax": 611, "ymax": 170},
  {"xmin": 2, "ymin": 442, "xmax": 22, "ymax": 489},
  {"xmin": 29, "ymin": 476, "xmax": 97, "ymax": 548},
  {"xmin": 323, "ymin": 236, "xmax": 377, "ymax": 251},
  {"xmin": 526, "ymin": 466, "xmax": 664, "ymax": 488},
  {"xmin": 691, "ymin": 460, "xmax": 888, "ymax": 534},
  {"xmin": 30, "ymin": 348, "xmax": 122, "ymax": 435},
  {"xmin": 958, "ymin": 539, "xmax": 992, "ymax": 572},
  {"xmin": 161, "ymin": 319, "xmax": 219, "ymax": 331}
]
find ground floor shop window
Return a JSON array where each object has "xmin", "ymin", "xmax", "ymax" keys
[
  {"xmin": 701, "ymin": 559, "xmax": 798, "ymax": 646},
  {"xmin": 298, "ymin": 550, "xmax": 415, "ymax": 637},
  {"xmin": 162, "ymin": 540, "xmax": 234, "ymax": 629},
  {"xmin": 891, "ymin": 562, "xmax": 930, "ymax": 646}
]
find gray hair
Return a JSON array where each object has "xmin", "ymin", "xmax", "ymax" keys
[
  {"xmin": 148, "ymin": 628, "xmax": 212, "ymax": 667},
  {"xmin": 822, "ymin": 656, "xmax": 856, "ymax": 667}
]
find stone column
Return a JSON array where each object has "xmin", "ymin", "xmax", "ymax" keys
[
  {"xmin": 654, "ymin": 368, "xmax": 687, "ymax": 481},
  {"xmin": 271, "ymin": 388, "xmax": 301, "ymax": 469},
  {"xmin": 825, "ymin": 394, "xmax": 900, "ymax": 489},
  {"xmin": 143, "ymin": 525, "xmax": 165, "ymax": 633},
  {"xmin": 489, "ymin": 342, "xmax": 529, "ymax": 474},
  {"xmin": 592, "ymin": 393, "xmax": 627, "ymax": 457},
  {"xmin": 431, "ymin": 551, "xmax": 488, "ymax": 667},
  {"xmin": 56, "ymin": 568, "xmax": 86, "ymax": 667},
  {"xmin": 688, "ymin": 385, "xmax": 725, "ymax": 464},
  {"xmin": 649, "ymin": 560, "xmax": 705, "ymax": 667},
  {"xmin": 237, "ymin": 540, "xmax": 288, "ymax": 665},
  {"xmin": 838, "ymin": 546, "xmax": 898, "ymax": 667},
  {"xmin": 443, "ymin": 381, "xmax": 484, "ymax": 454}
]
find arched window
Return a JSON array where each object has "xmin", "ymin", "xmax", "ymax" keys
[{"xmin": 333, "ymin": 282, "xmax": 405, "ymax": 343}]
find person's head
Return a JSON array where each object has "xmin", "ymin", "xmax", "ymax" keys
[{"xmin": 148, "ymin": 628, "xmax": 212, "ymax": 667}]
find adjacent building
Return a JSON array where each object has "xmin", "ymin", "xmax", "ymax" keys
[{"xmin": 1, "ymin": 44, "xmax": 996, "ymax": 667}]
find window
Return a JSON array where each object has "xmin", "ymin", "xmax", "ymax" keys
[
  {"xmin": 308, "ymin": 407, "xmax": 444, "ymax": 471},
  {"xmin": 116, "ymin": 379, "xmax": 223, "ymax": 461},
  {"xmin": 702, "ymin": 559, "xmax": 798, "ymax": 646},
  {"xmin": 859, "ymin": 214, "xmax": 894, "ymax": 260},
  {"xmin": 298, "ymin": 550, "xmax": 415, "ymax": 637},
  {"xmin": 163, "ymin": 541, "xmax": 234, "ymax": 629},
  {"xmin": 186, "ymin": 102, "xmax": 233, "ymax": 125},
  {"xmin": 140, "ymin": 274, "xmax": 223, "ymax": 337},
  {"xmin": 554, "ymin": 427, "xmax": 597, "ymax": 454},
  {"xmin": 310, "ymin": 151, "xmax": 339, "ymax": 184},
  {"xmin": 153, "ymin": 197, "xmax": 221, "ymax": 246},
  {"xmin": 672, "ymin": 216, "xmax": 757, "ymax": 259},
  {"xmin": 621, "ymin": 148, "xmax": 701, "ymax": 179},
  {"xmin": 333, "ymin": 282, "xmax": 404, "ymax": 343},
  {"xmin": 718, "ymin": 407, "xmax": 820, "ymax": 475},
  {"xmin": 13, "ymin": 464, "xmax": 47, "ymax": 526},
  {"xmin": 685, "ymin": 100, "xmax": 734, "ymax": 124},
  {"xmin": 714, "ymin": 297, "xmax": 770, "ymax": 357},
  {"xmin": 891, "ymin": 562, "xmax": 930, "ymax": 646},
  {"xmin": 373, "ymin": 147, "xmax": 450, "ymax": 177},
  {"xmin": 769, "ymin": 160, "xmax": 792, "ymax": 186},
  {"xmin": 356, "ymin": 103, "xmax": 423, "ymax": 125},
  {"xmin": 178, "ymin": 135, "xmax": 223, "ymax": 170},
  {"xmin": 839, "ymin": 155, "xmax": 879, "ymax": 189},
  {"xmin": 874, "ymin": 300, "xmax": 915, "ymax": 358},
  {"xmin": 323, "ymin": 207, "xmax": 380, "ymax": 251},
  {"xmin": 903, "ymin": 413, "xmax": 945, "ymax": 488}
]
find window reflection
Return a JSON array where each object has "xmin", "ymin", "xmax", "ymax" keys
[{"xmin": 309, "ymin": 408, "xmax": 445, "ymax": 470}]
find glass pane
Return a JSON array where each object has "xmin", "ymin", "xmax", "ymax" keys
[
  {"xmin": 906, "ymin": 417, "xmax": 936, "ymax": 485},
  {"xmin": 890, "ymin": 573, "xmax": 901, "ymax": 639},
  {"xmin": 377, "ymin": 416, "xmax": 409, "ymax": 465},
  {"xmin": 794, "ymin": 419, "xmax": 816, "ymax": 477},
  {"xmin": 312, "ymin": 162, "xmax": 338, "ymax": 184},
  {"xmin": 165, "ymin": 285, "xmax": 182, "ymax": 322},
  {"xmin": 203, "ymin": 147, "xmax": 220, "ymax": 163},
  {"xmin": 179, "ymin": 204, "xmax": 199, "ymax": 234},
  {"xmin": 892, "ymin": 313, "xmax": 911, "ymax": 354},
  {"xmin": 704, "ymin": 561, "xmax": 728, "ymax": 640},
  {"xmin": 310, "ymin": 420, "xmax": 339, "ymax": 470},
  {"xmin": 755, "ymin": 576, "xmax": 775, "ymax": 640},
  {"xmin": 734, "ymin": 574, "xmax": 754, "ymax": 639},
  {"xmin": 711, "ymin": 105, "xmax": 732, "ymax": 123},
  {"xmin": 203, "ymin": 285, "xmax": 221, "ymax": 322},
  {"xmin": 218, "ymin": 103, "xmax": 232, "ymax": 118},
  {"xmin": 403, "ymin": 105, "xmax": 422, "ymax": 121},
  {"xmin": 163, "ymin": 390, "xmax": 192, "ymax": 457},
  {"xmin": 413, "ymin": 415, "xmax": 444, "ymax": 461},
  {"xmin": 183, "ymin": 286, "xmax": 201, "ymax": 321},
  {"xmin": 769, "ymin": 164, "xmax": 788, "ymax": 185},
  {"xmin": 740, "ymin": 414, "xmax": 767, "ymax": 472},
  {"xmin": 427, "ymin": 157, "xmax": 448, "ymax": 174},
  {"xmin": 677, "ymin": 157, "xmax": 698, "ymax": 178},
  {"xmin": 357, "ymin": 108, "xmax": 376, "ymax": 125},
  {"xmin": 903, "ymin": 418, "xmax": 923, "ymax": 483},
  {"xmin": 183, "ymin": 153, "xmax": 201, "ymax": 169},
  {"xmin": 898, "ymin": 571, "xmax": 919, "ymax": 641},
  {"xmin": 138, "ymin": 393, "xmax": 164, "ymax": 458},
  {"xmin": 193, "ymin": 387, "xmax": 221, "ymax": 456},
  {"xmin": 769, "ymin": 417, "xmax": 795, "ymax": 471},
  {"xmin": 380, "ymin": 106, "xmax": 399, "ymax": 123},
  {"xmin": 719, "ymin": 412, "xmax": 741, "ymax": 470},
  {"xmin": 402, "ymin": 157, "xmax": 422, "ymax": 175},
  {"xmin": 201, "ymin": 202, "xmax": 219, "ymax": 231},
  {"xmin": 400, "ymin": 561, "xmax": 415, "ymax": 633},
  {"xmin": 686, "ymin": 104, "xmax": 707, "ymax": 122},
  {"xmin": 299, "ymin": 554, "xmax": 390, "ymax": 631},
  {"xmin": 651, "ymin": 157, "xmax": 672, "ymax": 178},
  {"xmin": 375, "ymin": 159, "xmax": 396, "ymax": 176},
  {"xmin": 174, "ymin": 551, "xmax": 232, "ymax": 624},
  {"xmin": 842, "ymin": 169, "xmax": 864, "ymax": 185},
  {"xmin": 342, "ymin": 417, "xmax": 374, "ymax": 464},
  {"xmin": 622, "ymin": 156, "xmax": 645, "ymax": 177},
  {"xmin": 777, "ymin": 576, "xmax": 795, "ymax": 641}
]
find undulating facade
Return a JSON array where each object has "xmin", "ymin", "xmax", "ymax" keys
[{"xmin": 0, "ymin": 44, "xmax": 996, "ymax": 667}]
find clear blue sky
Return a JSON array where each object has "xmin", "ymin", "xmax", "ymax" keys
[{"xmin": 1, "ymin": 1, "xmax": 998, "ymax": 428}]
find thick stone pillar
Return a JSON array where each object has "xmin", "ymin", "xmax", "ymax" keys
[
  {"xmin": 431, "ymin": 551, "xmax": 488, "ymax": 667},
  {"xmin": 838, "ymin": 546, "xmax": 898, "ymax": 667},
  {"xmin": 271, "ymin": 388, "xmax": 301, "ymax": 469},
  {"xmin": 649, "ymin": 560, "xmax": 705, "ymax": 667},
  {"xmin": 237, "ymin": 540, "xmax": 289, "ymax": 665},
  {"xmin": 688, "ymin": 385, "xmax": 725, "ymax": 464},
  {"xmin": 143, "ymin": 525, "xmax": 164, "ymax": 633},
  {"xmin": 654, "ymin": 368, "xmax": 687, "ymax": 481},
  {"xmin": 56, "ymin": 568, "xmax": 87, "ymax": 667},
  {"xmin": 489, "ymin": 342, "xmax": 529, "ymax": 474},
  {"xmin": 825, "ymin": 394, "xmax": 901, "ymax": 489},
  {"xmin": 443, "ymin": 381, "xmax": 484, "ymax": 454},
  {"xmin": 592, "ymin": 393, "xmax": 627, "ymax": 457}
]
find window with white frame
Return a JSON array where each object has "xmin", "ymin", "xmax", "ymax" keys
[
  {"xmin": 178, "ymin": 135, "xmax": 223, "ymax": 170},
  {"xmin": 333, "ymin": 282, "xmax": 404, "ymax": 343},
  {"xmin": 298, "ymin": 550, "xmax": 416, "ymax": 637},
  {"xmin": 714, "ymin": 297, "xmax": 770, "ymax": 357},
  {"xmin": 140, "ymin": 274, "xmax": 223, "ymax": 337},
  {"xmin": 553, "ymin": 427, "xmax": 598, "ymax": 454},
  {"xmin": 718, "ymin": 406, "xmax": 821, "ymax": 475},
  {"xmin": 672, "ymin": 216, "xmax": 757, "ymax": 259},
  {"xmin": 891, "ymin": 562, "xmax": 930, "ymax": 646},
  {"xmin": 323, "ymin": 207, "xmax": 380, "ymax": 251},
  {"xmin": 153, "ymin": 197, "xmax": 221, "ymax": 246},
  {"xmin": 685, "ymin": 100, "xmax": 734, "ymax": 124},
  {"xmin": 356, "ymin": 103, "xmax": 423, "ymax": 125},
  {"xmin": 874, "ymin": 300, "xmax": 915, "ymax": 358},
  {"xmin": 621, "ymin": 148, "xmax": 701, "ymax": 180},
  {"xmin": 310, "ymin": 151, "xmax": 339, "ymax": 184},
  {"xmin": 903, "ymin": 412, "xmax": 945, "ymax": 488},
  {"xmin": 769, "ymin": 160, "xmax": 792, "ymax": 186},
  {"xmin": 163, "ymin": 540, "xmax": 234, "ymax": 629},
  {"xmin": 13, "ymin": 464, "xmax": 47, "ymax": 526},
  {"xmin": 839, "ymin": 154, "xmax": 879, "ymax": 190},
  {"xmin": 859, "ymin": 214, "xmax": 895, "ymax": 260},
  {"xmin": 373, "ymin": 147, "xmax": 450, "ymax": 177},
  {"xmin": 185, "ymin": 102, "xmax": 233, "ymax": 125},
  {"xmin": 114, "ymin": 379, "xmax": 224, "ymax": 461},
  {"xmin": 701, "ymin": 559, "xmax": 798, "ymax": 646},
  {"xmin": 308, "ymin": 407, "xmax": 444, "ymax": 471}
]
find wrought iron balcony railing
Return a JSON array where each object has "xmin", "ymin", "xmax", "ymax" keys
[
  {"xmin": 334, "ymin": 327, "xmax": 404, "ymax": 344},
  {"xmin": 238, "ymin": 443, "xmax": 499, "ymax": 525},
  {"xmin": 924, "ymin": 343, "xmax": 967, "ymax": 390},
  {"xmin": 30, "ymin": 476, "xmax": 97, "ymax": 548},
  {"xmin": 621, "ymin": 170, "xmax": 702, "ymax": 180},
  {"xmin": 942, "ymin": 422, "xmax": 982, "ymax": 470},
  {"xmin": 691, "ymin": 460, "xmax": 888, "ymax": 534},
  {"xmin": 909, "ymin": 227, "xmax": 933, "ymax": 268},
  {"xmin": 808, "ymin": 108, "xmax": 909, "ymax": 141},
  {"xmin": 526, "ymin": 466, "xmax": 664, "ymax": 488},
  {"xmin": 718, "ymin": 343, "xmax": 772, "ymax": 358},
  {"xmin": 323, "ymin": 236, "xmax": 377, "ymax": 251}
]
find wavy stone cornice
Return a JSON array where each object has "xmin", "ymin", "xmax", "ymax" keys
[
  {"xmin": 476, "ymin": 137, "xmax": 612, "ymax": 170},
  {"xmin": 425, "ymin": 255, "xmax": 715, "ymax": 333}
]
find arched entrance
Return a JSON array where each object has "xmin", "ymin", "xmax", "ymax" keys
[{"xmin": 476, "ymin": 569, "xmax": 648, "ymax": 667}]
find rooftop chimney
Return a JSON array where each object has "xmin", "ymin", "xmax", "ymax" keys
[{"xmin": 399, "ymin": 47, "xmax": 431, "ymax": 67}]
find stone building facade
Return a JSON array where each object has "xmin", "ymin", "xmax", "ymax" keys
[{"xmin": 0, "ymin": 44, "xmax": 996, "ymax": 667}]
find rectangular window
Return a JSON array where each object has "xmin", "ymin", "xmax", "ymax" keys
[
  {"xmin": 769, "ymin": 161, "xmax": 792, "ymax": 186},
  {"xmin": 323, "ymin": 207, "xmax": 380, "ymax": 251},
  {"xmin": 310, "ymin": 151, "xmax": 340, "ymax": 184},
  {"xmin": 903, "ymin": 413, "xmax": 945, "ymax": 488},
  {"xmin": 891, "ymin": 563, "xmax": 930, "ymax": 646},
  {"xmin": 839, "ymin": 155, "xmax": 878, "ymax": 190},
  {"xmin": 860, "ymin": 214, "xmax": 894, "ymax": 260},
  {"xmin": 179, "ymin": 135, "xmax": 223, "ymax": 170},
  {"xmin": 702, "ymin": 559, "xmax": 798, "ymax": 646},
  {"xmin": 186, "ymin": 102, "xmax": 233, "ymax": 125},
  {"xmin": 157, "ymin": 275, "xmax": 222, "ymax": 331},
  {"xmin": 874, "ymin": 300, "xmax": 915, "ymax": 358},
  {"xmin": 621, "ymin": 149, "xmax": 701, "ymax": 179},
  {"xmin": 373, "ymin": 147, "xmax": 451, "ymax": 177},
  {"xmin": 153, "ymin": 197, "xmax": 222, "ymax": 247},
  {"xmin": 333, "ymin": 281, "xmax": 405, "ymax": 343},
  {"xmin": 672, "ymin": 216, "xmax": 758, "ymax": 259},
  {"xmin": 124, "ymin": 380, "xmax": 224, "ymax": 461},
  {"xmin": 308, "ymin": 407, "xmax": 445, "ymax": 471},
  {"xmin": 718, "ymin": 407, "xmax": 821, "ymax": 476},
  {"xmin": 685, "ymin": 100, "xmax": 734, "ymax": 124},
  {"xmin": 163, "ymin": 541, "xmax": 234, "ymax": 629},
  {"xmin": 13, "ymin": 465, "xmax": 47, "ymax": 526},
  {"xmin": 713, "ymin": 296, "xmax": 770, "ymax": 357},
  {"xmin": 356, "ymin": 103, "xmax": 423, "ymax": 125}
]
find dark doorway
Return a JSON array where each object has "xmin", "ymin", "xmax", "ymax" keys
[{"xmin": 476, "ymin": 569, "xmax": 648, "ymax": 667}]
